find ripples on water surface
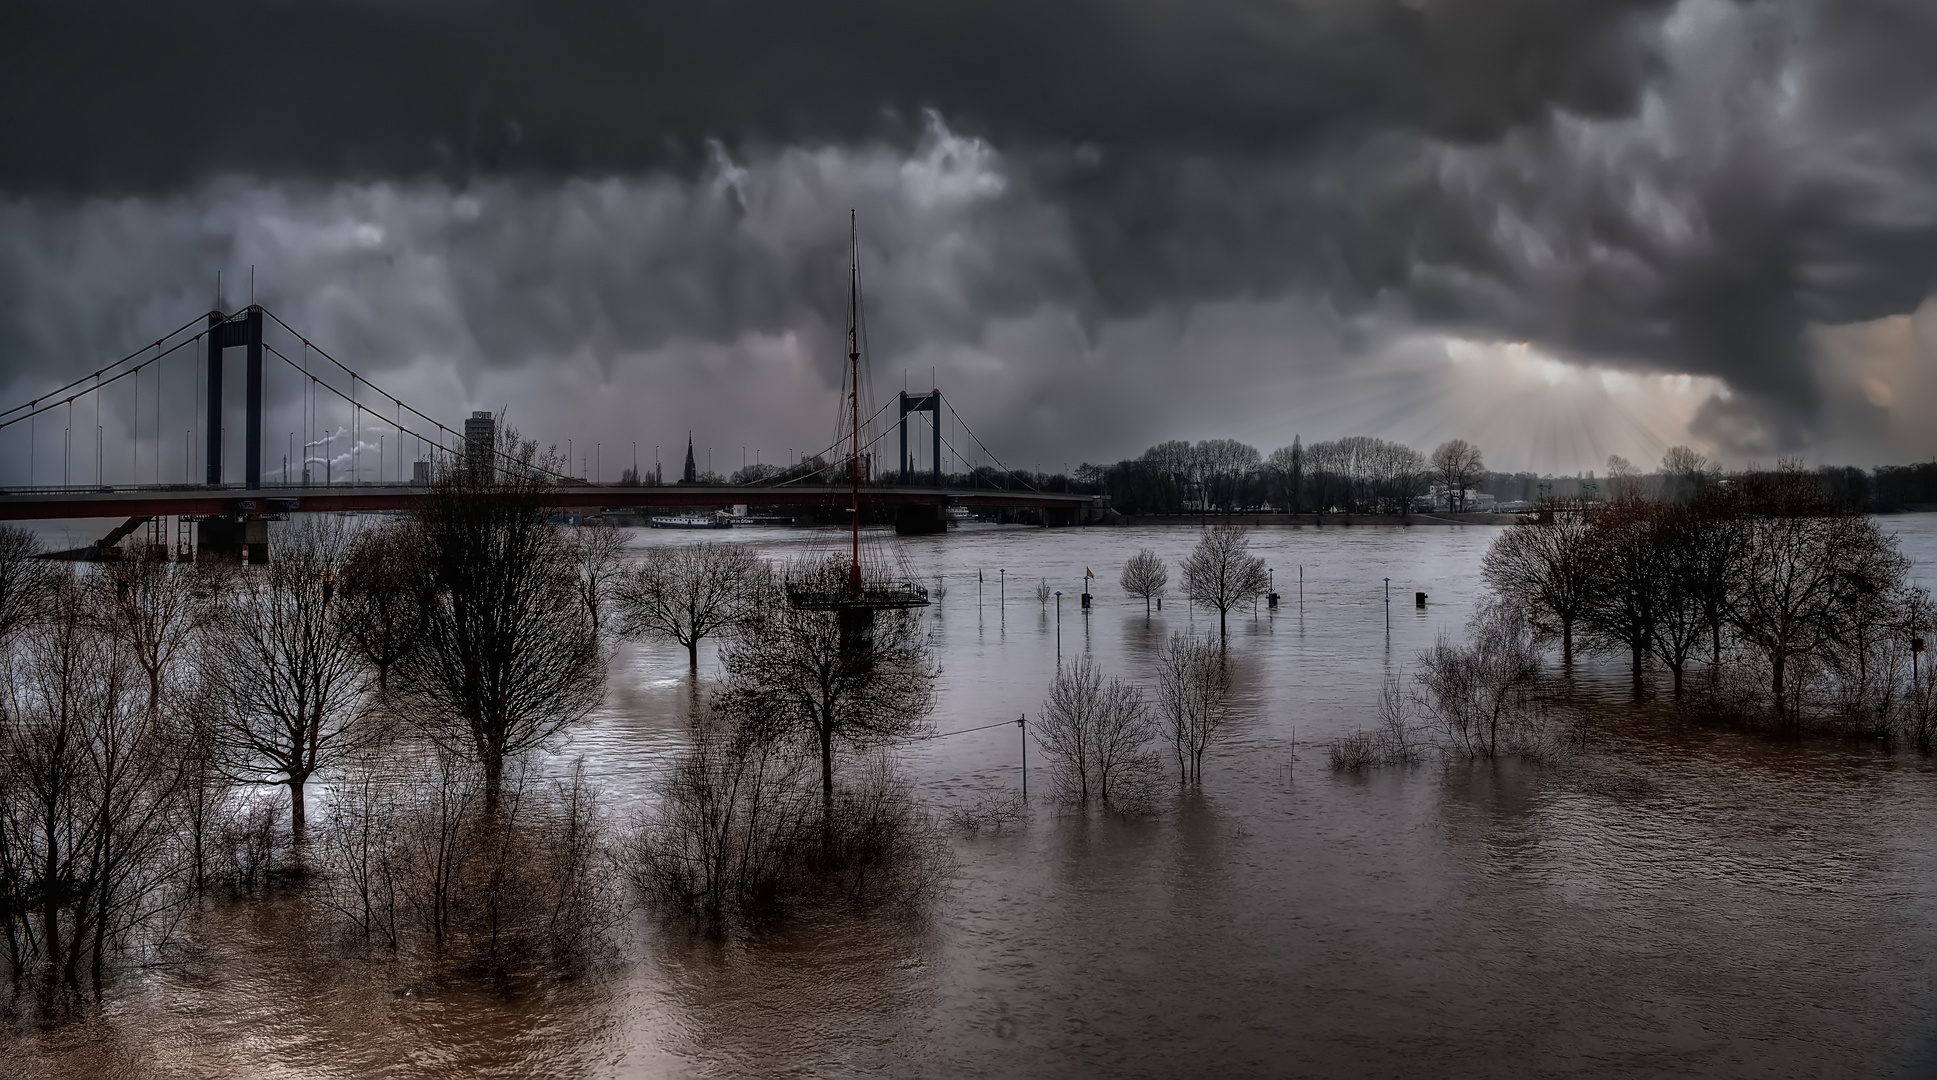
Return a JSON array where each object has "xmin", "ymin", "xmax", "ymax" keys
[{"xmin": 13, "ymin": 517, "xmax": 1937, "ymax": 1077}]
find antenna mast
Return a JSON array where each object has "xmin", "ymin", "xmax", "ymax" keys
[{"xmin": 847, "ymin": 211, "xmax": 864, "ymax": 596}]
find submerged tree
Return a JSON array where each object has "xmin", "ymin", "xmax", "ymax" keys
[
  {"xmin": 1414, "ymin": 600, "xmax": 1543, "ymax": 760},
  {"xmin": 1181, "ymin": 524, "xmax": 1269, "ymax": 638},
  {"xmin": 391, "ymin": 425, "xmax": 605, "ymax": 806},
  {"xmin": 614, "ymin": 540, "xmax": 759, "ymax": 672},
  {"xmin": 1033, "ymin": 654, "xmax": 1158, "ymax": 808},
  {"xmin": 1154, "ymin": 631, "xmax": 1231, "ymax": 786},
  {"xmin": 1727, "ymin": 488, "xmax": 1909, "ymax": 726},
  {"xmin": 205, "ymin": 517, "xmax": 375, "ymax": 839},
  {"xmin": 1481, "ymin": 511, "xmax": 1594, "ymax": 664},
  {"xmin": 1119, "ymin": 548, "xmax": 1169, "ymax": 617},
  {"xmin": 565, "ymin": 522, "xmax": 631, "ymax": 635},
  {"xmin": 716, "ymin": 573, "xmax": 935, "ymax": 814},
  {"xmin": 1581, "ymin": 497, "xmax": 1665, "ymax": 698},
  {"xmin": 0, "ymin": 574, "xmax": 184, "ymax": 1004},
  {"xmin": 336, "ymin": 518, "xmax": 425, "ymax": 697}
]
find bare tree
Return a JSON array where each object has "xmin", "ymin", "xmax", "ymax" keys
[
  {"xmin": 1181, "ymin": 524, "xmax": 1269, "ymax": 638},
  {"xmin": 1154, "ymin": 631, "xmax": 1230, "ymax": 785},
  {"xmin": 1034, "ymin": 578, "xmax": 1052, "ymax": 605},
  {"xmin": 1647, "ymin": 501, "xmax": 1726, "ymax": 698},
  {"xmin": 1119, "ymin": 548, "xmax": 1169, "ymax": 617},
  {"xmin": 1265, "ymin": 439, "xmax": 1304, "ymax": 513},
  {"xmin": 716, "ymin": 574, "xmax": 935, "ymax": 815},
  {"xmin": 613, "ymin": 541, "xmax": 758, "ymax": 672},
  {"xmin": 627, "ymin": 709, "xmax": 945, "ymax": 926},
  {"xmin": 1431, "ymin": 439, "xmax": 1485, "ymax": 512},
  {"xmin": 0, "ymin": 574, "xmax": 185, "ymax": 1004},
  {"xmin": 1032, "ymin": 654, "xmax": 1158, "ymax": 808},
  {"xmin": 1481, "ymin": 512, "xmax": 1595, "ymax": 664},
  {"xmin": 1728, "ymin": 493, "xmax": 1908, "ymax": 726},
  {"xmin": 1605, "ymin": 455, "xmax": 1644, "ymax": 499},
  {"xmin": 627, "ymin": 717, "xmax": 817, "ymax": 924},
  {"xmin": 1414, "ymin": 599, "xmax": 1543, "ymax": 760},
  {"xmin": 392, "ymin": 427, "xmax": 605, "ymax": 807},
  {"xmin": 337, "ymin": 519, "xmax": 425, "ymax": 697},
  {"xmin": 204, "ymin": 517, "xmax": 375, "ymax": 839},
  {"xmin": 1660, "ymin": 445, "xmax": 1712, "ymax": 502},
  {"xmin": 318, "ymin": 750, "xmax": 405, "ymax": 949},
  {"xmin": 1581, "ymin": 497, "xmax": 1665, "ymax": 698},
  {"xmin": 96, "ymin": 555, "xmax": 210, "ymax": 721},
  {"xmin": 565, "ymin": 522, "xmax": 630, "ymax": 635},
  {"xmin": 1329, "ymin": 675, "xmax": 1425, "ymax": 770},
  {"xmin": 0, "ymin": 524, "xmax": 52, "ymax": 647},
  {"xmin": 396, "ymin": 750, "xmax": 480, "ymax": 947}
]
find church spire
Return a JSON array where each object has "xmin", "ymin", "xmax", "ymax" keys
[{"xmin": 682, "ymin": 433, "xmax": 698, "ymax": 484}]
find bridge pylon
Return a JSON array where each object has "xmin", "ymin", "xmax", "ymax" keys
[
  {"xmin": 205, "ymin": 306, "xmax": 265, "ymax": 489},
  {"xmin": 898, "ymin": 388, "xmax": 942, "ymax": 486}
]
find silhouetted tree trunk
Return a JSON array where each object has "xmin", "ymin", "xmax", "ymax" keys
[{"xmin": 391, "ymin": 422, "xmax": 605, "ymax": 813}]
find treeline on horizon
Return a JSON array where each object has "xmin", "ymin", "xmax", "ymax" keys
[
  {"xmin": 1072, "ymin": 439, "xmax": 1937, "ymax": 517},
  {"xmin": 622, "ymin": 435, "xmax": 1937, "ymax": 518}
]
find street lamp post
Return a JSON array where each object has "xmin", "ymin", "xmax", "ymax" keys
[
  {"xmin": 1055, "ymin": 590, "xmax": 1063, "ymax": 659},
  {"xmin": 1018, "ymin": 714, "xmax": 1029, "ymax": 802}
]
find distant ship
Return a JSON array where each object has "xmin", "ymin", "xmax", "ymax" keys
[{"xmin": 649, "ymin": 513, "xmax": 735, "ymax": 530}]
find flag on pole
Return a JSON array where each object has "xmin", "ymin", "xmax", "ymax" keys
[{"xmin": 1085, "ymin": 567, "xmax": 1095, "ymax": 579}]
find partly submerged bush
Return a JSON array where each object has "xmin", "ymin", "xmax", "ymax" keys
[
  {"xmin": 1328, "ymin": 676, "xmax": 1426, "ymax": 771},
  {"xmin": 316, "ymin": 751, "xmax": 618, "ymax": 979},
  {"xmin": 625, "ymin": 719, "xmax": 950, "ymax": 929}
]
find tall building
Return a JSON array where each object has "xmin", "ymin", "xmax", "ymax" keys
[
  {"xmin": 465, "ymin": 411, "xmax": 495, "ymax": 478},
  {"xmin": 682, "ymin": 433, "xmax": 697, "ymax": 484}
]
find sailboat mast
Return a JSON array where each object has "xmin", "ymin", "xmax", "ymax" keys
[{"xmin": 847, "ymin": 211, "xmax": 863, "ymax": 595}]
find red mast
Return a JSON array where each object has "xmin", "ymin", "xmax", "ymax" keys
[{"xmin": 846, "ymin": 211, "xmax": 864, "ymax": 597}]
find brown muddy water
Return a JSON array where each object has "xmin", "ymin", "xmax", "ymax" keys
[{"xmin": 10, "ymin": 517, "xmax": 1937, "ymax": 1078}]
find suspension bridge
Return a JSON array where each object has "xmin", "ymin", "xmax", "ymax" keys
[{"xmin": 0, "ymin": 303, "xmax": 1098, "ymax": 556}]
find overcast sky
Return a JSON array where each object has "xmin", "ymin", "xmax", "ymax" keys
[{"xmin": 3, "ymin": 0, "xmax": 1936, "ymax": 483}]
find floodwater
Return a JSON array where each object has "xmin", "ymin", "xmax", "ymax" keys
[{"xmin": 12, "ymin": 516, "xmax": 1937, "ymax": 1078}]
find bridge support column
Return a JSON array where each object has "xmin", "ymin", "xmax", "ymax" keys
[
  {"xmin": 196, "ymin": 516, "xmax": 268, "ymax": 563},
  {"xmin": 898, "ymin": 390, "xmax": 942, "ymax": 485},
  {"xmin": 893, "ymin": 504, "xmax": 947, "ymax": 535},
  {"xmin": 204, "ymin": 307, "xmax": 265, "ymax": 489}
]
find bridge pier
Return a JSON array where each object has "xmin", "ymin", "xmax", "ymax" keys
[
  {"xmin": 196, "ymin": 516, "xmax": 268, "ymax": 563},
  {"xmin": 893, "ymin": 504, "xmax": 948, "ymax": 535}
]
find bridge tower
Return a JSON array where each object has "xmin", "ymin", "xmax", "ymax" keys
[
  {"xmin": 205, "ymin": 306, "xmax": 265, "ymax": 490},
  {"xmin": 898, "ymin": 389, "xmax": 942, "ymax": 486}
]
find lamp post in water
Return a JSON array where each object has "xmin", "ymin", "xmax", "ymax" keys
[
  {"xmin": 1054, "ymin": 590, "xmax": 1062, "ymax": 660},
  {"xmin": 1017, "ymin": 714, "xmax": 1028, "ymax": 801}
]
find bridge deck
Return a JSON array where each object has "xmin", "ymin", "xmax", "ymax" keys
[{"xmin": 0, "ymin": 483, "xmax": 1096, "ymax": 521}]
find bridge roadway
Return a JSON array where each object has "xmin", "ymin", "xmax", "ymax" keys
[{"xmin": 0, "ymin": 483, "xmax": 1099, "ymax": 522}]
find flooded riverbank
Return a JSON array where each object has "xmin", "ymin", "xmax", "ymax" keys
[{"xmin": 11, "ymin": 518, "xmax": 1937, "ymax": 1077}]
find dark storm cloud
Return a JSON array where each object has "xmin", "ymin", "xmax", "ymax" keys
[
  {"xmin": 0, "ymin": 0, "xmax": 1669, "ymax": 190},
  {"xmin": 3, "ymin": 0, "xmax": 1937, "ymax": 462}
]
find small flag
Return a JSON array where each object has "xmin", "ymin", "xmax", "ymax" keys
[{"xmin": 1085, "ymin": 567, "xmax": 1095, "ymax": 579}]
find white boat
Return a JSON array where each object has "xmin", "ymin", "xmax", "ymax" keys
[{"xmin": 649, "ymin": 513, "xmax": 735, "ymax": 529}]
